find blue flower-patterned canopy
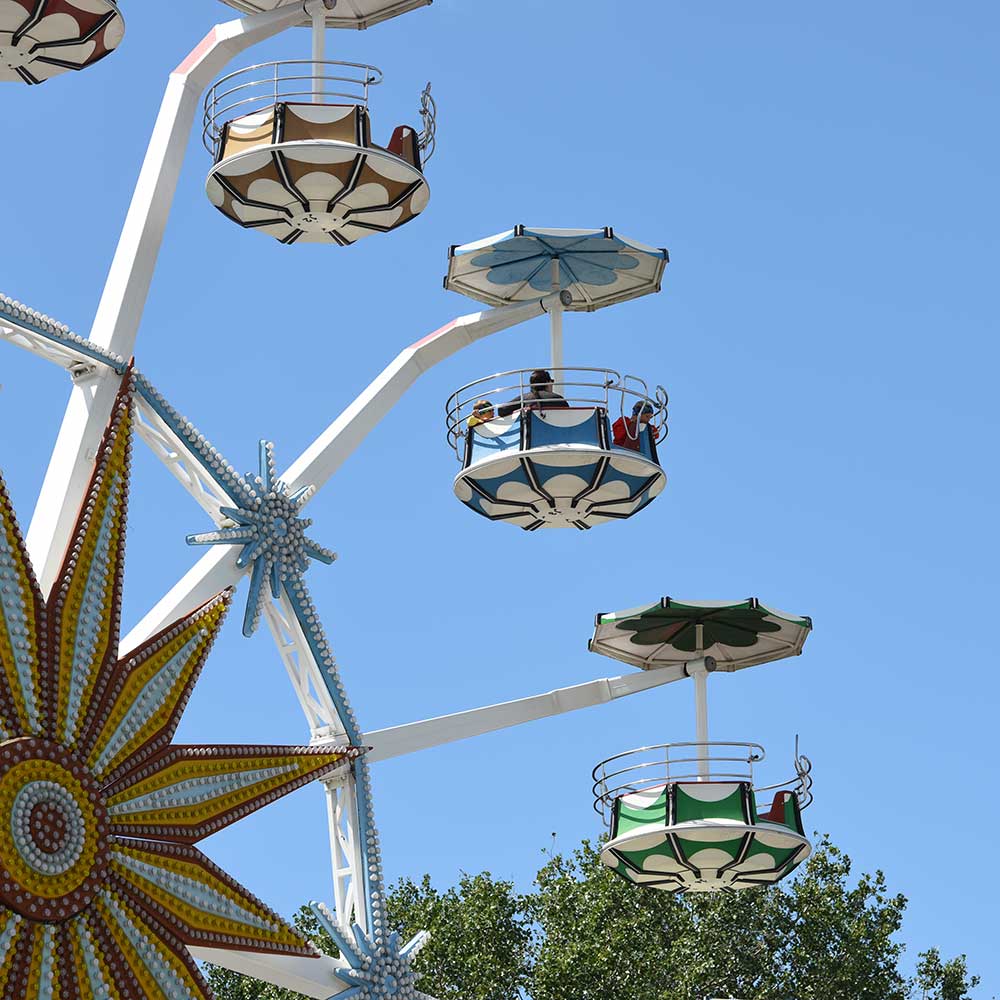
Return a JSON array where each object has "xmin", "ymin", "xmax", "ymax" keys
[{"xmin": 445, "ymin": 226, "xmax": 669, "ymax": 313}]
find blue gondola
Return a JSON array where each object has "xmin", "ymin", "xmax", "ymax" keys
[{"xmin": 447, "ymin": 367, "xmax": 667, "ymax": 530}]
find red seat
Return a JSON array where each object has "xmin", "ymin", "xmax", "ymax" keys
[
  {"xmin": 387, "ymin": 125, "xmax": 421, "ymax": 168},
  {"xmin": 760, "ymin": 790, "xmax": 793, "ymax": 824}
]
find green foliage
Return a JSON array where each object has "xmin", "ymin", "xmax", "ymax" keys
[
  {"xmin": 205, "ymin": 836, "xmax": 982, "ymax": 1000},
  {"xmin": 916, "ymin": 949, "xmax": 981, "ymax": 1000},
  {"xmin": 387, "ymin": 872, "xmax": 532, "ymax": 999},
  {"xmin": 528, "ymin": 838, "xmax": 913, "ymax": 1000},
  {"xmin": 528, "ymin": 839, "xmax": 695, "ymax": 1000},
  {"xmin": 774, "ymin": 839, "xmax": 907, "ymax": 1000},
  {"xmin": 204, "ymin": 963, "xmax": 298, "ymax": 1000}
]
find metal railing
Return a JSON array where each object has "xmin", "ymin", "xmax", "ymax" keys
[
  {"xmin": 757, "ymin": 736, "xmax": 813, "ymax": 810},
  {"xmin": 445, "ymin": 367, "xmax": 668, "ymax": 462},
  {"xmin": 202, "ymin": 59, "xmax": 383, "ymax": 156},
  {"xmin": 591, "ymin": 741, "xmax": 813, "ymax": 826},
  {"xmin": 418, "ymin": 82, "xmax": 437, "ymax": 162}
]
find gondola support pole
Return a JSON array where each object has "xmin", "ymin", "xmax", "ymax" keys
[
  {"xmin": 550, "ymin": 256, "xmax": 564, "ymax": 393},
  {"xmin": 312, "ymin": 5, "xmax": 326, "ymax": 102}
]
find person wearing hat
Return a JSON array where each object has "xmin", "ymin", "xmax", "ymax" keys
[
  {"xmin": 613, "ymin": 400, "xmax": 659, "ymax": 451},
  {"xmin": 467, "ymin": 399, "xmax": 496, "ymax": 429},
  {"xmin": 497, "ymin": 369, "xmax": 570, "ymax": 417}
]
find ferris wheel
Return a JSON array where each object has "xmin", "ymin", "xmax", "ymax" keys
[{"xmin": 0, "ymin": 3, "xmax": 820, "ymax": 998}]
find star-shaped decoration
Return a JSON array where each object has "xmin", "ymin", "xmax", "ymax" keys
[
  {"xmin": 311, "ymin": 901, "xmax": 434, "ymax": 1000},
  {"xmin": 0, "ymin": 374, "xmax": 362, "ymax": 1000},
  {"xmin": 187, "ymin": 441, "xmax": 336, "ymax": 637}
]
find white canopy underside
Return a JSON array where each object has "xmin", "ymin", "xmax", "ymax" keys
[
  {"xmin": 446, "ymin": 226, "xmax": 668, "ymax": 313},
  {"xmin": 590, "ymin": 599, "xmax": 812, "ymax": 672},
  {"xmin": 216, "ymin": 0, "xmax": 431, "ymax": 28}
]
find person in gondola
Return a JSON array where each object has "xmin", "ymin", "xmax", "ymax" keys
[
  {"xmin": 467, "ymin": 399, "xmax": 495, "ymax": 430},
  {"xmin": 613, "ymin": 400, "xmax": 659, "ymax": 451},
  {"xmin": 497, "ymin": 369, "xmax": 570, "ymax": 417}
]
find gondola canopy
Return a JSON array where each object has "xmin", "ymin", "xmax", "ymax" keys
[
  {"xmin": 445, "ymin": 226, "xmax": 668, "ymax": 312},
  {"xmin": 590, "ymin": 597, "xmax": 812, "ymax": 671}
]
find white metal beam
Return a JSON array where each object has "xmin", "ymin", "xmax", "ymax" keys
[
  {"xmin": 187, "ymin": 947, "xmax": 350, "ymax": 1000},
  {"xmin": 354, "ymin": 661, "xmax": 703, "ymax": 763},
  {"xmin": 282, "ymin": 291, "xmax": 567, "ymax": 495},
  {"xmin": 26, "ymin": 2, "xmax": 324, "ymax": 594},
  {"xmin": 120, "ymin": 293, "xmax": 566, "ymax": 654}
]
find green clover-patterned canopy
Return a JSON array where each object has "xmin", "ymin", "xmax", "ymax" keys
[{"xmin": 590, "ymin": 597, "xmax": 812, "ymax": 672}]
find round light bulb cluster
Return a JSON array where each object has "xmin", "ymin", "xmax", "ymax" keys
[
  {"xmin": 0, "ymin": 739, "xmax": 112, "ymax": 922},
  {"xmin": 11, "ymin": 779, "xmax": 86, "ymax": 876}
]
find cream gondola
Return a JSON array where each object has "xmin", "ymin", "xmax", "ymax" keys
[
  {"xmin": 0, "ymin": 0, "xmax": 123, "ymax": 84},
  {"xmin": 203, "ymin": 0, "xmax": 435, "ymax": 246},
  {"xmin": 202, "ymin": 60, "xmax": 433, "ymax": 246}
]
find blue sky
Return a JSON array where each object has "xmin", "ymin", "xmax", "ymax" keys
[{"xmin": 1, "ymin": 0, "xmax": 998, "ymax": 992}]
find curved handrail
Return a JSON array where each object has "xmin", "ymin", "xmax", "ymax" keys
[
  {"xmin": 591, "ymin": 741, "xmax": 812, "ymax": 825},
  {"xmin": 756, "ymin": 737, "xmax": 814, "ymax": 809},
  {"xmin": 444, "ymin": 366, "xmax": 668, "ymax": 462},
  {"xmin": 202, "ymin": 59, "xmax": 384, "ymax": 156},
  {"xmin": 418, "ymin": 82, "xmax": 437, "ymax": 163}
]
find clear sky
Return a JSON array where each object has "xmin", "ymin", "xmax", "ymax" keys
[{"xmin": 1, "ymin": 0, "xmax": 998, "ymax": 993}]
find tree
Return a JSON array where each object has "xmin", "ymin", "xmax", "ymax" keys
[
  {"xmin": 915, "ymin": 949, "xmax": 981, "ymax": 1000},
  {"xmin": 205, "ymin": 872, "xmax": 531, "ymax": 1000},
  {"xmin": 205, "ymin": 837, "xmax": 982, "ymax": 1000},
  {"xmin": 380, "ymin": 872, "xmax": 533, "ymax": 999}
]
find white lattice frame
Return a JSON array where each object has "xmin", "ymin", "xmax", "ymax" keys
[
  {"xmin": 0, "ymin": 322, "xmax": 106, "ymax": 381},
  {"xmin": 133, "ymin": 396, "xmax": 233, "ymax": 521},
  {"xmin": 327, "ymin": 776, "xmax": 369, "ymax": 937},
  {"xmin": 262, "ymin": 596, "xmax": 346, "ymax": 742}
]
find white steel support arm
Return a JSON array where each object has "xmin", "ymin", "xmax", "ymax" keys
[
  {"xmin": 281, "ymin": 291, "xmax": 568, "ymax": 494},
  {"xmin": 354, "ymin": 660, "xmax": 713, "ymax": 763},
  {"xmin": 186, "ymin": 948, "xmax": 350, "ymax": 1000},
  {"xmin": 121, "ymin": 293, "xmax": 567, "ymax": 653},
  {"xmin": 26, "ymin": 1, "xmax": 327, "ymax": 593}
]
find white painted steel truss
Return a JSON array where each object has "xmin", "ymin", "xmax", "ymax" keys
[
  {"xmin": 133, "ymin": 391, "xmax": 235, "ymax": 522},
  {"xmin": 0, "ymin": 294, "xmax": 125, "ymax": 382},
  {"xmin": 264, "ymin": 597, "xmax": 346, "ymax": 740},
  {"xmin": 326, "ymin": 775, "xmax": 370, "ymax": 943}
]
